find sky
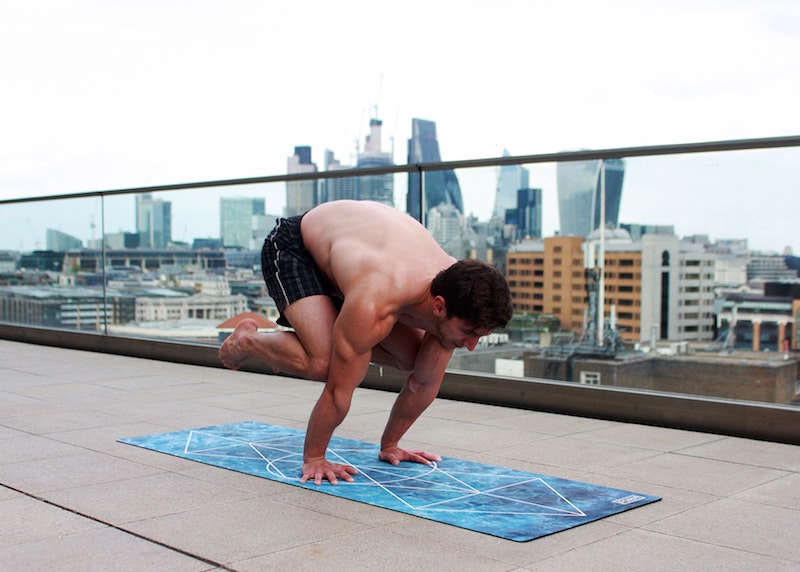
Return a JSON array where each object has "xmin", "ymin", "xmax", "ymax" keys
[{"xmin": 1, "ymin": 0, "xmax": 799, "ymax": 253}]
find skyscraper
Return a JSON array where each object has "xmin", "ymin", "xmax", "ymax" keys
[
  {"xmin": 220, "ymin": 197, "xmax": 265, "ymax": 249},
  {"xmin": 136, "ymin": 193, "xmax": 172, "ymax": 248},
  {"xmin": 556, "ymin": 158, "xmax": 625, "ymax": 237},
  {"xmin": 324, "ymin": 150, "xmax": 358, "ymax": 203},
  {"xmin": 515, "ymin": 188, "xmax": 543, "ymax": 239},
  {"xmin": 286, "ymin": 146, "xmax": 318, "ymax": 217},
  {"xmin": 356, "ymin": 118, "xmax": 394, "ymax": 206},
  {"xmin": 406, "ymin": 118, "xmax": 463, "ymax": 221},
  {"xmin": 46, "ymin": 229, "xmax": 82, "ymax": 251},
  {"xmin": 494, "ymin": 149, "xmax": 529, "ymax": 220}
]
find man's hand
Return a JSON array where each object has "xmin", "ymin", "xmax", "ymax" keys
[
  {"xmin": 300, "ymin": 458, "xmax": 358, "ymax": 485},
  {"xmin": 379, "ymin": 445, "xmax": 442, "ymax": 467}
]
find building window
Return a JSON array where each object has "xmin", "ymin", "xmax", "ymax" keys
[{"xmin": 580, "ymin": 371, "xmax": 601, "ymax": 385}]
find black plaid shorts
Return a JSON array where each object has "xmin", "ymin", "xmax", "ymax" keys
[{"xmin": 261, "ymin": 214, "xmax": 342, "ymax": 327}]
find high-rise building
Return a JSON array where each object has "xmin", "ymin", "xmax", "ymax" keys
[
  {"xmin": 620, "ymin": 223, "xmax": 675, "ymax": 241},
  {"xmin": 640, "ymin": 234, "xmax": 716, "ymax": 343},
  {"xmin": 46, "ymin": 229, "xmax": 82, "ymax": 251},
  {"xmin": 406, "ymin": 118, "xmax": 463, "ymax": 221},
  {"xmin": 494, "ymin": 149, "xmax": 529, "ymax": 220},
  {"xmin": 220, "ymin": 197, "xmax": 266, "ymax": 249},
  {"xmin": 324, "ymin": 150, "xmax": 358, "ymax": 203},
  {"xmin": 286, "ymin": 146, "xmax": 318, "ymax": 217},
  {"xmin": 427, "ymin": 203, "xmax": 463, "ymax": 246},
  {"xmin": 356, "ymin": 118, "xmax": 394, "ymax": 206},
  {"xmin": 136, "ymin": 193, "xmax": 172, "ymax": 249},
  {"xmin": 556, "ymin": 158, "xmax": 624, "ymax": 237},
  {"xmin": 514, "ymin": 188, "xmax": 543, "ymax": 239}
]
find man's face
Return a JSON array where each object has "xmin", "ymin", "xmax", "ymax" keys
[{"xmin": 435, "ymin": 316, "xmax": 490, "ymax": 351}]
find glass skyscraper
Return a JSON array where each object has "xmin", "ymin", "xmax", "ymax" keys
[
  {"xmin": 356, "ymin": 118, "xmax": 394, "ymax": 206},
  {"xmin": 136, "ymin": 193, "xmax": 172, "ymax": 248},
  {"xmin": 515, "ymin": 187, "xmax": 543, "ymax": 239},
  {"xmin": 220, "ymin": 197, "xmax": 265, "ymax": 249},
  {"xmin": 406, "ymin": 118, "xmax": 463, "ymax": 221},
  {"xmin": 556, "ymin": 158, "xmax": 625, "ymax": 237},
  {"xmin": 323, "ymin": 150, "xmax": 358, "ymax": 203},
  {"xmin": 494, "ymin": 149, "xmax": 529, "ymax": 220},
  {"xmin": 286, "ymin": 146, "xmax": 318, "ymax": 217}
]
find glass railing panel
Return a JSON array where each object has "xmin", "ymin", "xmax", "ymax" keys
[
  {"xmin": 1, "ymin": 140, "xmax": 797, "ymax": 412},
  {"xmin": 99, "ymin": 183, "xmax": 285, "ymax": 343},
  {"xmin": 0, "ymin": 195, "xmax": 108, "ymax": 331},
  {"xmin": 447, "ymin": 148, "xmax": 799, "ymax": 408}
]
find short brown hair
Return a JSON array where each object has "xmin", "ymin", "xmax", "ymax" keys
[{"xmin": 430, "ymin": 259, "xmax": 513, "ymax": 330}]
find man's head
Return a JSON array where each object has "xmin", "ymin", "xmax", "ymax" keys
[{"xmin": 430, "ymin": 259, "xmax": 513, "ymax": 333}]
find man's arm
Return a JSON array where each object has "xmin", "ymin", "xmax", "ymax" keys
[
  {"xmin": 300, "ymin": 296, "xmax": 395, "ymax": 485},
  {"xmin": 379, "ymin": 333, "xmax": 453, "ymax": 465}
]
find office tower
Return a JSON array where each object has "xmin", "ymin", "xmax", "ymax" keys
[
  {"xmin": 220, "ymin": 197, "xmax": 265, "ymax": 249},
  {"xmin": 356, "ymin": 118, "xmax": 394, "ymax": 206},
  {"xmin": 494, "ymin": 149, "xmax": 529, "ymax": 220},
  {"xmin": 620, "ymin": 223, "xmax": 675, "ymax": 241},
  {"xmin": 427, "ymin": 203, "xmax": 463, "ymax": 246},
  {"xmin": 46, "ymin": 229, "xmax": 82, "ymax": 251},
  {"xmin": 286, "ymin": 146, "xmax": 318, "ymax": 217},
  {"xmin": 556, "ymin": 158, "xmax": 624, "ymax": 237},
  {"xmin": 515, "ymin": 188, "xmax": 543, "ymax": 239},
  {"xmin": 136, "ymin": 193, "xmax": 172, "ymax": 248},
  {"xmin": 406, "ymin": 118, "xmax": 463, "ymax": 221},
  {"xmin": 324, "ymin": 150, "xmax": 358, "ymax": 203}
]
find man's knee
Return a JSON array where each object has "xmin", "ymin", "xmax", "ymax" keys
[{"xmin": 306, "ymin": 355, "xmax": 331, "ymax": 381}]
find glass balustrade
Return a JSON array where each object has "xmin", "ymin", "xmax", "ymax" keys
[{"xmin": 1, "ymin": 139, "xmax": 798, "ymax": 410}]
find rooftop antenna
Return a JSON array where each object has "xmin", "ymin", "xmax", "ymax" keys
[
  {"xmin": 373, "ymin": 73, "xmax": 383, "ymax": 120},
  {"xmin": 597, "ymin": 159, "xmax": 606, "ymax": 347}
]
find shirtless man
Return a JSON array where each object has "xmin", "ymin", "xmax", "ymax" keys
[{"xmin": 219, "ymin": 200, "xmax": 512, "ymax": 485}]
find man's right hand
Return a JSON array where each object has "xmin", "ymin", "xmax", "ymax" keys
[{"xmin": 300, "ymin": 458, "xmax": 358, "ymax": 485}]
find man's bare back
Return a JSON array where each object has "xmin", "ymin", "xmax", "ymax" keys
[{"xmin": 301, "ymin": 200, "xmax": 456, "ymax": 322}]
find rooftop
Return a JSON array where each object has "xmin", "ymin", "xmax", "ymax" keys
[{"xmin": 1, "ymin": 339, "xmax": 798, "ymax": 571}]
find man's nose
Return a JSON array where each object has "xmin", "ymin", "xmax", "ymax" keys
[{"xmin": 464, "ymin": 336, "xmax": 479, "ymax": 351}]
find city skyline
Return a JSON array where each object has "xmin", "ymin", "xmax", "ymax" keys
[
  {"xmin": 1, "ymin": 1, "xmax": 798, "ymax": 254},
  {"xmin": 1, "ymin": 135, "xmax": 798, "ymax": 255}
]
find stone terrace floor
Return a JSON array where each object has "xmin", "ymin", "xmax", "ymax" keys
[{"xmin": 1, "ymin": 339, "xmax": 798, "ymax": 571}]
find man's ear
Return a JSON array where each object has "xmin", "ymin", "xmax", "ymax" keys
[{"xmin": 432, "ymin": 295, "xmax": 447, "ymax": 317}]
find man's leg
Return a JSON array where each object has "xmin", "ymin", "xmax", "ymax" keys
[
  {"xmin": 218, "ymin": 295, "xmax": 338, "ymax": 381},
  {"xmin": 371, "ymin": 322, "xmax": 425, "ymax": 372}
]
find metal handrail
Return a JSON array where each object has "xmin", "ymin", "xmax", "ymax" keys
[{"xmin": 3, "ymin": 134, "xmax": 799, "ymax": 205}]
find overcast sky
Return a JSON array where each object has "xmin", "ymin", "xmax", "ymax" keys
[{"xmin": 1, "ymin": 0, "xmax": 799, "ymax": 253}]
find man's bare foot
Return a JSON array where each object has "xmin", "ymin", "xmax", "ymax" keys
[{"xmin": 219, "ymin": 318, "xmax": 259, "ymax": 370}]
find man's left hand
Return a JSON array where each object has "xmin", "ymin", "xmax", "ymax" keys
[{"xmin": 379, "ymin": 445, "xmax": 442, "ymax": 467}]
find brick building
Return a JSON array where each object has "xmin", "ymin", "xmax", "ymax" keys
[{"xmin": 507, "ymin": 232, "xmax": 715, "ymax": 344}]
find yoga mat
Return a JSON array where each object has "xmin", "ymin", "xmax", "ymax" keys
[{"xmin": 119, "ymin": 421, "xmax": 660, "ymax": 542}]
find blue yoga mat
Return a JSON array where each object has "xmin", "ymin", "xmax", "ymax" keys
[{"xmin": 119, "ymin": 421, "xmax": 660, "ymax": 542}]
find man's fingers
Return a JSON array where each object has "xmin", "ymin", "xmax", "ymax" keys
[
  {"xmin": 407, "ymin": 449, "xmax": 441, "ymax": 464},
  {"xmin": 301, "ymin": 462, "xmax": 357, "ymax": 485},
  {"xmin": 380, "ymin": 447, "xmax": 442, "ymax": 467}
]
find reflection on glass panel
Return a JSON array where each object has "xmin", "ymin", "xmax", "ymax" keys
[
  {"xmin": 451, "ymin": 148, "xmax": 800, "ymax": 408},
  {"xmin": 98, "ymin": 184, "xmax": 285, "ymax": 343},
  {"xmin": 1, "ymin": 145, "xmax": 798, "ymax": 409},
  {"xmin": 0, "ymin": 196, "xmax": 109, "ymax": 331}
]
